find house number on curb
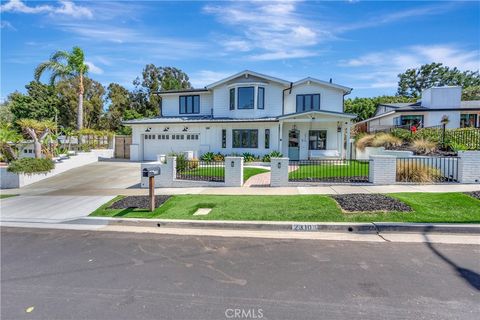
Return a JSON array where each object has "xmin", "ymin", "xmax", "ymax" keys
[{"xmin": 292, "ymin": 224, "xmax": 318, "ymax": 231}]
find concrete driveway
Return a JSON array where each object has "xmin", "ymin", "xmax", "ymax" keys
[{"xmin": 3, "ymin": 161, "xmax": 141, "ymax": 196}]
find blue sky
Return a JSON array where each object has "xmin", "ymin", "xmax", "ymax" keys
[{"xmin": 1, "ymin": 0, "xmax": 479, "ymax": 101}]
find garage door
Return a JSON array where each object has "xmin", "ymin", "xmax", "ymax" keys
[{"xmin": 143, "ymin": 133, "xmax": 200, "ymax": 161}]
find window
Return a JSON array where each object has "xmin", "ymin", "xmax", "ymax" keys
[
  {"xmin": 222, "ymin": 129, "xmax": 226, "ymax": 148},
  {"xmin": 460, "ymin": 114, "xmax": 478, "ymax": 128},
  {"xmin": 264, "ymin": 129, "xmax": 270, "ymax": 149},
  {"xmin": 179, "ymin": 95, "xmax": 200, "ymax": 114},
  {"xmin": 257, "ymin": 87, "xmax": 265, "ymax": 109},
  {"xmin": 296, "ymin": 94, "xmax": 320, "ymax": 112},
  {"xmin": 229, "ymin": 88, "xmax": 235, "ymax": 110},
  {"xmin": 237, "ymin": 87, "xmax": 254, "ymax": 109},
  {"xmin": 232, "ymin": 129, "xmax": 258, "ymax": 148},
  {"xmin": 399, "ymin": 115, "xmax": 424, "ymax": 128},
  {"xmin": 144, "ymin": 134, "xmax": 155, "ymax": 140},
  {"xmin": 309, "ymin": 130, "xmax": 327, "ymax": 150}
]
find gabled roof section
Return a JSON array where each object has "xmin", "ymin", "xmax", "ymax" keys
[
  {"xmin": 279, "ymin": 110, "xmax": 356, "ymax": 120},
  {"xmin": 293, "ymin": 77, "xmax": 352, "ymax": 94},
  {"xmin": 205, "ymin": 70, "xmax": 290, "ymax": 89}
]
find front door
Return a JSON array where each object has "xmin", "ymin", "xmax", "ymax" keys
[{"xmin": 288, "ymin": 129, "xmax": 300, "ymax": 160}]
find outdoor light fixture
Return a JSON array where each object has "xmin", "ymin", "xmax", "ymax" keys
[
  {"xmin": 163, "ymin": 127, "xmax": 169, "ymax": 132},
  {"xmin": 277, "ymin": 162, "xmax": 281, "ymax": 169},
  {"xmin": 231, "ymin": 161, "xmax": 235, "ymax": 168},
  {"xmin": 145, "ymin": 128, "xmax": 151, "ymax": 132},
  {"xmin": 182, "ymin": 127, "xmax": 188, "ymax": 132}
]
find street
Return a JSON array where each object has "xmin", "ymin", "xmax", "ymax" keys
[{"xmin": 1, "ymin": 227, "xmax": 479, "ymax": 320}]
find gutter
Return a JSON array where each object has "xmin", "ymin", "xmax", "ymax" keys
[{"xmin": 282, "ymin": 82, "xmax": 293, "ymax": 115}]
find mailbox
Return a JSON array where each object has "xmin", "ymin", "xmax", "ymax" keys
[{"xmin": 142, "ymin": 167, "xmax": 161, "ymax": 178}]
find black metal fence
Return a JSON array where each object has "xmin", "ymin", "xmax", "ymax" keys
[
  {"xmin": 175, "ymin": 160, "xmax": 225, "ymax": 182},
  {"xmin": 288, "ymin": 160, "xmax": 370, "ymax": 183},
  {"xmin": 444, "ymin": 129, "xmax": 480, "ymax": 150},
  {"xmin": 396, "ymin": 157, "xmax": 459, "ymax": 183}
]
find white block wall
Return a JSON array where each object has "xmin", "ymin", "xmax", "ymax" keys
[
  {"xmin": 457, "ymin": 151, "xmax": 480, "ymax": 183},
  {"xmin": 225, "ymin": 157, "xmax": 243, "ymax": 187},
  {"xmin": 270, "ymin": 157, "xmax": 289, "ymax": 187},
  {"xmin": 369, "ymin": 155, "xmax": 397, "ymax": 185}
]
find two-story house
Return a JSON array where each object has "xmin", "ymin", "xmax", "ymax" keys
[
  {"xmin": 124, "ymin": 70, "xmax": 355, "ymax": 161},
  {"xmin": 357, "ymin": 86, "xmax": 480, "ymax": 132}
]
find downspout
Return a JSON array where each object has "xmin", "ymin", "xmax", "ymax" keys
[{"xmin": 282, "ymin": 82, "xmax": 293, "ymax": 116}]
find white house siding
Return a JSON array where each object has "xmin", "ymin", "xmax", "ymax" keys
[
  {"xmin": 212, "ymin": 82, "xmax": 284, "ymax": 118},
  {"xmin": 368, "ymin": 111, "xmax": 470, "ymax": 130},
  {"xmin": 284, "ymin": 83, "xmax": 344, "ymax": 114},
  {"xmin": 162, "ymin": 92, "xmax": 213, "ymax": 117}
]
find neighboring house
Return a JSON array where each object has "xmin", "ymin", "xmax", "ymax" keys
[
  {"xmin": 357, "ymin": 86, "xmax": 480, "ymax": 132},
  {"xmin": 124, "ymin": 70, "xmax": 355, "ymax": 161}
]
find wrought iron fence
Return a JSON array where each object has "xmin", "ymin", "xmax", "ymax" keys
[
  {"xmin": 175, "ymin": 160, "xmax": 225, "ymax": 182},
  {"xmin": 396, "ymin": 157, "xmax": 459, "ymax": 183},
  {"xmin": 445, "ymin": 129, "xmax": 480, "ymax": 150},
  {"xmin": 288, "ymin": 160, "xmax": 370, "ymax": 183}
]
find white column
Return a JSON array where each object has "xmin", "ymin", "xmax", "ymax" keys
[
  {"xmin": 270, "ymin": 157, "xmax": 289, "ymax": 187},
  {"xmin": 369, "ymin": 155, "xmax": 396, "ymax": 185},
  {"xmin": 225, "ymin": 156, "xmax": 243, "ymax": 187},
  {"xmin": 345, "ymin": 123, "xmax": 351, "ymax": 160},
  {"xmin": 278, "ymin": 122, "xmax": 283, "ymax": 154},
  {"xmin": 457, "ymin": 151, "xmax": 480, "ymax": 183}
]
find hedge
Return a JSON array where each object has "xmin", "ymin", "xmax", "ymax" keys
[{"xmin": 7, "ymin": 158, "xmax": 55, "ymax": 175}]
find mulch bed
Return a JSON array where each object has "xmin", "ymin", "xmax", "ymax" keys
[
  {"xmin": 331, "ymin": 194, "xmax": 412, "ymax": 212},
  {"xmin": 466, "ymin": 191, "xmax": 480, "ymax": 200},
  {"xmin": 108, "ymin": 195, "xmax": 171, "ymax": 209}
]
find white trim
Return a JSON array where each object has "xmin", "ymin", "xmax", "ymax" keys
[
  {"xmin": 293, "ymin": 77, "xmax": 352, "ymax": 93},
  {"xmin": 206, "ymin": 70, "xmax": 290, "ymax": 89}
]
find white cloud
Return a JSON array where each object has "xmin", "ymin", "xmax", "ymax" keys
[
  {"xmin": 0, "ymin": 0, "xmax": 92, "ymax": 18},
  {"xmin": 189, "ymin": 70, "xmax": 234, "ymax": 88},
  {"xmin": 85, "ymin": 61, "xmax": 103, "ymax": 75},
  {"xmin": 340, "ymin": 45, "xmax": 480, "ymax": 89}
]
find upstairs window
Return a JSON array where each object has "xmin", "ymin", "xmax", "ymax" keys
[
  {"xmin": 257, "ymin": 87, "xmax": 265, "ymax": 109},
  {"xmin": 238, "ymin": 87, "xmax": 254, "ymax": 109},
  {"xmin": 179, "ymin": 95, "xmax": 200, "ymax": 114},
  {"xmin": 296, "ymin": 94, "xmax": 320, "ymax": 112},
  {"xmin": 229, "ymin": 88, "xmax": 235, "ymax": 110}
]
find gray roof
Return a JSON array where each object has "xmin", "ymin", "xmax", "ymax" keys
[{"xmin": 123, "ymin": 116, "xmax": 278, "ymax": 125}]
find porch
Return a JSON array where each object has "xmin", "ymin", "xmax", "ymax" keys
[{"xmin": 278, "ymin": 110, "xmax": 355, "ymax": 160}]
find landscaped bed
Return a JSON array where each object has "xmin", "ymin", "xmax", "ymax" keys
[
  {"xmin": 331, "ymin": 194, "xmax": 412, "ymax": 212},
  {"xmin": 91, "ymin": 192, "xmax": 480, "ymax": 223},
  {"xmin": 466, "ymin": 191, "xmax": 480, "ymax": 200},
  {"xmin": 108, "ymin": 195, "xmax": 171, "ymax": 209}
]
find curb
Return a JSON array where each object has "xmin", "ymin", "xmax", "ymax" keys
[{"xmin": 76, "ymin": 217, "xmax": 480, "ymax": 234}]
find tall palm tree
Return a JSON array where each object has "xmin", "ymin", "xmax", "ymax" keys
[{"xmin": 34, "ymin": 47, "xmax": 89, "ymax": 130}]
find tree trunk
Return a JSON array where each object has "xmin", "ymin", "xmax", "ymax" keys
[
  {"xmin": 77, "ymin": 73, "xmax": 84, "ymax": 130},
  {"xmin": 33, "ymin": 139, "xmax": 42, "ymax": 159}
]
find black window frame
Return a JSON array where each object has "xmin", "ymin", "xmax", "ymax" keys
[
  {"xmin": 257, "ymin": 87, "xmax": 265, "ymax": 109},
  {"xmin": 460, "ymin": 114, "xmax": 478, "ymax": 128},
  {"xmin": 308, "ymin": 130, "xmax": 327, "ymax": 150},
  {"xmin": 400, "ymin": 115, "xmax": 424, "ymax": 128},
  {"xmin": 179, "ymin": 95, "xmax": 200, "ymax": 114},
  {"xmin": 264, "ymin": 128, "xmax": 270, "ymax": 149},
  {"xmin": 222, "ymin": 129, "xmax": 227, "ymax": 148},
  {"xmin": 296, "ymin": 94, "xmax": 320, "ymax": 112},
  {"xmin": 232, "ymin": 129, "xmax": 258, "ymax": 148},
  {"xmin": 237, "ymin": 86, "xmax": 255, "ymax": 110},
  {"xmin": 229, "ymin": 88, "xmax": 235, "ymax": 110}
]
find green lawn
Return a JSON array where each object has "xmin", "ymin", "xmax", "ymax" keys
[
  {"xmin": 289, "ymin": 161, "xmax": 369, "ymax": 180},
  {"xmin": 90, "ymin": 192, "xmax": 480, "ymax": 223},
  {"xmin": 180, "ymin": 167, "xmax": 269, "ymax": 183},
  {"xmin": 0, "ymin": 194, "xmax": 18, "ymax": 199}
]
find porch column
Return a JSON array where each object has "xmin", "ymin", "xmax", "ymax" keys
[
  {"xmin": 278, "ymin": 122, "xmax": 283, "ymax": 154},
  {"xmin": 345, "ymin": 123, "xmax": 351, "ymax": 160}
]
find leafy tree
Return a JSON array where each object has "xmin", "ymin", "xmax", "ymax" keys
[
  {"xmin": 132, "ymin": 65, "xmax": 191, "ymax": 116},
  {"xmin": 345, "ymin": 95, "xmax": 416, "ymax": 122},
  {"xmin": 17, "ymin": 119, "xmax": 56, "ymax": 158},
  {"xmin": 462, "ymin": 85, "xmax": 480, "ymax": 100},
  {"xmin": 56, "ymin": 77, "xmax": 105, "ymax": 130},
  {"xmin": 7, "ymin": 81, "xmax": 59, "ymax": 124},
  {"xmin": 0, "ymin": 124, "xmax": 22, "ymax": 162},
  {"xmin": 34, "ymin": 46, "xmax": 89, "ymax": 129},
  {"xmin": 0, "ymin": 101, "xmax": 14, "ymax": 127},
  {"xmin": 104, "ymin": 83, "xmax": 132, "ymax": 132},
  {"xmin": 397, "ymin": 62, "xmax": 480, "ymax": 97}
]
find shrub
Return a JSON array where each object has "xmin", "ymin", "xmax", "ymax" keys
[
  {"xmin": 200, "ymin": 152, "xmax": 215, "ymax": 163},
  {"xmin": 174, "ymin": 153, "xmax": 198, "ymax": 171},
  {"xmin": 448, "ymin": 142, "xmax": 469, "ymax": 152},
  {"xmin": 410, "ymin": 138, "xmax": 437, "ymax": 154},
  {"xmin": 262, "ymin": 151, "xmax": 283, "ymax": 162},
  {"xmin": 396, "ymin": 162, "xmax": 441, "ymax": 183},
  {"xmin": 371, "ymin": 133, "xmax": 402, "ymax": 149},
  {"xmin": 355, "ymin": 134, "xmax": 376, "ymax": 150},
  {"xmin": 390, "ymin": 128, "xmax": 413, "ymax": 142},
  {"xmin": 213, "ymin": 152, "xmax": 225, "ymax": 162},
  {"xmin": 7, "ymin": 158, "xmax": 55, "ymax": 175},
  {"xmin": 242, "ymin": 152, "xmax": 257, "ymax": 162}
]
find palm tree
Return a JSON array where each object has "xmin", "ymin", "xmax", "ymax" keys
[{"xmin": 34, "ymin": 47, "xmax": 89, "ymax": 130}]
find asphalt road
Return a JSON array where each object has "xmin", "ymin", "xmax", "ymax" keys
[{"xmin": 1, "ymin": 228, "xmax": 479, "ymax": 320}]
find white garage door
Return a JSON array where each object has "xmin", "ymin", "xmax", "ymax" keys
[{"xmin": 143, "ymin": 133, "xmax": 200, "ymax": 161}]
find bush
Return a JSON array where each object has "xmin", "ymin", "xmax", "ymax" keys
[
  {"xmin": 355, "ymin": 134, "xmax": 376, "ymax": 150},
  {"xmin": 7, "ymin": 158, "xmax": 55, "ymax": 175},
  {"xmin": 213, "ymin": 152, "xmax": 225, "ymax": 162},
  {"xmin": 242, "ymin": 152, "xmax": 257, "ymax": 162},
  {"xmin": 410, "ymin": 138, "xmax": 437, "ymax": 154},
  {"xmin": 174, "ymin": 153, "xmax": 198, "ymax": 171},
  {"xmin": 200, "ymin": 152, "xmax": 215, "ymax": 163},
  {"xmin": 262, "ymin": 151, "xmax": 283, "ymax": 162},
  {"xmin": 371, "ymin": 133, "xmax": 402, "ymax": 148},
  {"xmin": 396, "ymin": 162, "xmax": 441, "ymax": 183},
  {"xmin": 390, "ymin": 128, "xmax": 413, "ymax": 142}
]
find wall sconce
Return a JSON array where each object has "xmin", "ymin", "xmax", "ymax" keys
[
  {"xmin": 231, "ymin": 161, "xmax": 235, "ymax": 168},
  {"xmin": 277, "ymin": 162, "xmax": 281, "ymax": 169},
  {"xmin": 182, "ymin": 127, "xmax": 188, "ymax": 132},
  {"xmin": 292, "ymin": 125, "xmax": 297, "ymax": 130},
  {"xmin": 163, "ymin": 127, "xmax": 169, "ymax": 132},
  {"xmin": 145, "ymin": 128, "xmax": 151, "ymax": 132}
]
